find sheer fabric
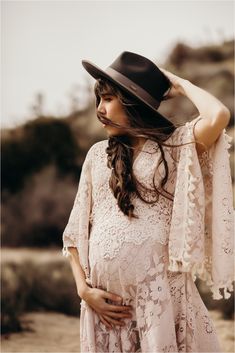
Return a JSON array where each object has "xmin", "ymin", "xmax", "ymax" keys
[{"xmin": 62, "ymin": 116, "xmax": 234, "ymax": 352}]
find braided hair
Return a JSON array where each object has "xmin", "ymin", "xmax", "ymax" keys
[{"xmin": 94, "ymin": 78, "xmax": 193, "ymax": 219}]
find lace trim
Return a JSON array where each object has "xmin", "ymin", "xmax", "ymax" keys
[
  {"xmin": 62, "ymin": 246, "xmax": 72, "ymax": 257},
  {"xmin": 168, "ymin": 117, "xmax": 204, "ymax": 268},
  {"xmin": 168, "ymin": 118, "xmax": 234, "ymax": 300},
  {"xmin": 223, "ymin": 129, "xmax": 233, "ymax": 154},
  {"xmin": 61, "ymin": 127, "xmax": 234, "ymax": 301},
  {"xmin": 168, "ymin": 258, "xmax": 234, "ymax": 300},
  {"xmin": 89, "ymin": 210, "xmax": 171, "ymax": 261},
  {"xmin": 199, "ymin": 128, "xmax": 233, "ymax": 173}
]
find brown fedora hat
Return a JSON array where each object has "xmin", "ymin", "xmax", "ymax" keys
[{"xmin": 82, "ymin": 51, "xmax": 173, "ymax": 127}]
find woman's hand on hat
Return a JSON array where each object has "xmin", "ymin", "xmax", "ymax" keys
[{"xmin": 160, "ymin": 68, "xmax": 186, "ymax": 100}]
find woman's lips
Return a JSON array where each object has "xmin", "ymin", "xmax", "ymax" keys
[
  {"xmin": 100, "ymin": 116, "xmax": 111, "ymax": 128},
  {"xmin": 101, "ymin": 119, "xmax": 109, "ymax": 128}
]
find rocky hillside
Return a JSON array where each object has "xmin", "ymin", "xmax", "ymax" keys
[{"xmin": 1, "ymin": 39, "xmax": 234, "ymax": 248}]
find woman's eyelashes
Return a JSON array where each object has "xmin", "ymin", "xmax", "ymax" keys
[
  {"xmin": 101, "ymin": 94, "xmax": 113, "ymax": 102},
  {"xmin": 104, "ymin": 97, "xmax": 112, "ymax": 102}
]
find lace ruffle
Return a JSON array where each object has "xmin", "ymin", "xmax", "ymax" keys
[
  {"xmin": 168, "ymin": 117, "xmax": 234, "ymax": 300},
  {"xmin": 61, "ymin": 120, "xmax": 234, "ymax": 301},
  {"xmin": 61, "ymin": 145, "xmax": 94, "ymax": 279},
  {"xmin": 83, "ymin": 139, "xmax": 174, "ymax": 261},
  {"xmin": 62, "ymin": 245, "xmax": 72, "ymax": 257}
]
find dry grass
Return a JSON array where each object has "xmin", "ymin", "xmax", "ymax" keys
[
  {"xmin": 1, "ymin": 311, "xmax": 234, "ymax": 352},
  {"xmin": 1, "ymin": 248, "xmax": 80, "ymax": 334}
]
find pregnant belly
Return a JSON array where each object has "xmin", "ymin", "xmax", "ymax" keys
[
  {"xmin": 89, "ymin": 218, "xmax": 169, "ymax": 262},
  {"xmin": 88, "ymin": 233, "xmax": 170, "ymax": 291}
]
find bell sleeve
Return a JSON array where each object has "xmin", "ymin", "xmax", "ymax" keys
[
  {"xmin": 168, "ymin": 115, "xmax": 234, "ymax": 300},
  {"xmin": 61, "ymin": 146, "xmax": 93, "ymax": 281}
]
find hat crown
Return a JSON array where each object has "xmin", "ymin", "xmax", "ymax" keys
[
  {"xmin": 109, "ymin": 51, "xmax": 170, "ymax": 101},
  {"xmin": 81, "ymin": 51, "xmax": 173, "ymax": 128}
]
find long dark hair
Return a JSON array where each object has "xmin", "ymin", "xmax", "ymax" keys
[{"xmin": 94, "ymin": 78, "xmax": 192, "ymax": 220}]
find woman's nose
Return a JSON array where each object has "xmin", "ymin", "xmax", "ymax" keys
[{"xmin": 97, "ymin": 100, "xmax": 106, "ymax": 114}]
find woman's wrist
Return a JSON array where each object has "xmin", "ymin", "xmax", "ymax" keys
[
  {"xmin": 161, "ymin": 68, "xmax": 229, "ymax": 119},
  {"xmin": 177, "ymin": 78, "xmax": 191, "ymax": 96},
  {"xmin": 79, "ymin": 283, "xmax": 92, "ymax": 301},
  {"xmin": 176, "ymin": 78, "xmax": 229, "ymax": 118}
]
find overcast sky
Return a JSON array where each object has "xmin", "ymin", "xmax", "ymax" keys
[{"xmin": 2, "ymin": 0, "xmax": 234, "ymax": 128}]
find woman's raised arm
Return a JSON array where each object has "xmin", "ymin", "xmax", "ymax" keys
[{"xmin": 160, "ymin": 68, "xmax": 231, "ymax": 154}]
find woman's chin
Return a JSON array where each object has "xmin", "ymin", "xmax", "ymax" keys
[
  {"xmin": 102, "ymin": 122, "xmax": 129, "ymax": 137},
  {"xmin": 105, "ymin": 128, "xmax": 124, "ymax": 137}
]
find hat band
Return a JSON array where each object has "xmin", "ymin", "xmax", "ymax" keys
[{"xmin": 105, "ymin": 67, "xmax": 160, "ymax": 109}]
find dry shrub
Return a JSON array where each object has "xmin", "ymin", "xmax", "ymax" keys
[
  {"xmin": 168, "ymin": 40, "xmax": 233, "ymax": 69},
  {"xmin": 1, "ymin": 261, "xmax": 34, "ymax": 333},
  {"xmin": 29, "ymin": 261, "xmax": 80, "ymax": 316},
  {"xmin": 1, "ymin": 258, "xmax": 81, "ymax": 334},
  {"xmin": 2, "ymin": 165, "xmax": 79, "ymax": 247},
  {"xmin": 1, "ymin": 117, "xmax": 80, "ymax": 194}
]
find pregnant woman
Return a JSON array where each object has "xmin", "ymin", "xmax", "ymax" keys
[{"xmin": 62, "ymin": 51, "xmax": 234, "ymax": 352}]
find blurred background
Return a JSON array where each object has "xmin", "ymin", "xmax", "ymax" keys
[{"xmin": 1, "ymin": 0, "xmax": 234, "ymax": 352}]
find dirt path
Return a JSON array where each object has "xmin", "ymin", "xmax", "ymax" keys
[
  {"xmin": 1, "ymin": 310, "xmax": 234, "ymax": 352},
  {"xmin": 1, "ymin": 312, "xmax": 80, "ymax": 353}
]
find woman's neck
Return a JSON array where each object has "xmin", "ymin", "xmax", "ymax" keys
[{"xmin": 129, "ymin": 136, "xmax": 147, "ymax": 150}]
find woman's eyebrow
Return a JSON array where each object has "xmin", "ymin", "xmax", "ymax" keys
[{"xmin": 101, "ymin": 92, "xmax": 112, "ymax": 97}]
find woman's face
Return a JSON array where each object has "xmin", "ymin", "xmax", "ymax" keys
[{"xmin": 97, "ymin": 93, "xmax": 130, "ymax": 136}]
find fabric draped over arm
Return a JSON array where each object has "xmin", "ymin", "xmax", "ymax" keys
[
  {"xmin": 168, "ymin": 116, "xmax": 234, "ymax": 300},
  {"xmin": 62, "ymin": 147, "xmax": 93, "ymax": 284}
]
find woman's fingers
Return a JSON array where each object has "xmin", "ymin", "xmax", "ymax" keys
[
  {"xmin": 159, "ymin": 67, "xmax": 168, "ymax": 74},
  {"xmin": 100, "ymin": 306, "xmax": 133, "ymax": 328},
  {"xmin": 86, "ymin": 288, "xmax": 133, "ymax": 327},
  {"xmin": 159, "ymin": 67, "xmax": 174, "ymax": 79},
  {"xmin": 159, "ymin": 67, "xmax": 184, "ymax": 86},
  {"xmin": 102, "ymin": 314, "xmax": 126, "ymax": 327},
  {"xmin": 99, "ymin": 314, "xmax": 112, "ymax": 329},
  {"xmin": 104, "ymin": 303, "xmax": 133, "ymax": 313},
  {"xmin": 99, "ymin": 313, "xmax": 127, "ymax": 330},
  {"xmin": 102, "ymin": 291, "xmax": 123, "ymax": 303},
  {"xmin": 104, "ymin": 310, "xmax": 132, "ymax": 319}
]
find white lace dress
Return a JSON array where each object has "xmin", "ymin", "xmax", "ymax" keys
[{"xmin": 62, "ymin": 116, "xmax": 234, "ymax": 352}]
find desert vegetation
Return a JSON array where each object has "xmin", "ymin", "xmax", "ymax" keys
[{"xmin": 1, "ymin": 40, "xmax": 234, "ymax": 351}]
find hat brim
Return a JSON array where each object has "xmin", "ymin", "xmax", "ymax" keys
[{"xmin": 82, "ymin": 60, "xmax": 173, "ymax": 128}]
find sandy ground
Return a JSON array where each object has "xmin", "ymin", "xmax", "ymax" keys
[
  {"xmin": 1, "ymin": 312, "xmax": 80, "ymax": 353},
  {"xmin": 1, "ymin": 248, "xmax": 62, "ymax": 263},
  {"xmin": 1, "ymin": 310, "xmax": 234, "ymax": 353},
  {"xmin": 1, "ymin": 249, "xmax": 234, "ymax": 352}
]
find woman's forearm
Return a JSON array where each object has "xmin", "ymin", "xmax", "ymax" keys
[
  {"xmin": 67, "ymin": 247, "xmax": 91, "ymax": 300},
  {"xmin": 179, "ymin": 79, "xmax": 230, "ymax": 123}
]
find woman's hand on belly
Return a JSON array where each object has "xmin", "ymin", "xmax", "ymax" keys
[{"xmin": 83, "ymin": 287, "xmax": 133, "ymax": 329}]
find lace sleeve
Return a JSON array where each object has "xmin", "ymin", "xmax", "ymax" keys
[
  {"xmin": 168, "ymin": 116, "xmax": 234, "ymax": 300},
  {"xmin": 61, "ymin": 146, "xmax": 93, "ymax": 277}
]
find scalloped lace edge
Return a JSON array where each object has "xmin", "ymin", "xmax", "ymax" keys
[
  {"xmin": 61, "ymin": 127, "xmax": 234, "ymax": 300},
  {"xmin": 224, "ymin": 129, "xmax": 233, "ymax": 146},
  {"xmin": 62, "ymin": 246, "xmax": 72, "ymax": 257},
  {"xmin": 168, "ymin": 258, "xmax": 234, "ymax": 300},
  {"xmin": 171, "ymin": 126, "xmax": 202, "ymax": 272},
  {"xmin": 169, "ymin": 125, "xmax": 234, "ymax": 301}
]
